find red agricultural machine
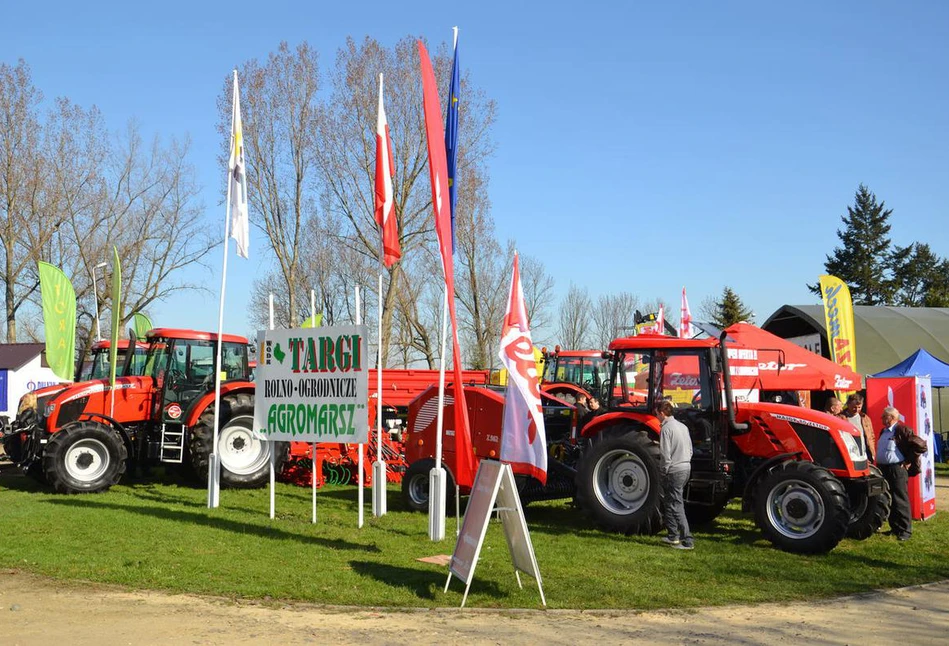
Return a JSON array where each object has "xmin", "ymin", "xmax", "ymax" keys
[
  {"xmin": 280, "ymin": 368, "xmax": 491, "ymax": 488},
  {"xmin": 403, "ymin": 332, "xmax": 890, "ymax": 553},
  {"xmin": 2, "ymin": 328, "xmax": 281, "ymax": 493}
]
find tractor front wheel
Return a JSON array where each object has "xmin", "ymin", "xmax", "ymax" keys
[
  {"xmin": 846, "ymin": 465, "xmax": 892, "ymax": 540},
  {"xmin": 754, "ymin": 460, "xmax": 850, "ymax": 553},
  {"xmin": 43, "ymin": 421, "xmax": 128, "ymax": 493},
  {"xmin": 189, "ymin": 393, "xmax": 287, "ymax": 489},
  {"xmin": 575, "ymin": 426, "xmax": 663, "ymax": 535}
]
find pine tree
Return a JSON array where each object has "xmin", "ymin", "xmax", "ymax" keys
[
  {"xmin": 810, "ymin": 185, "xmax": 894, "ymax": 305},
  {"xmin": 891, "ymin": 243, "xmax": 949, "ymax": 307},
  {"xmin": 710, "ymin": 287, "xmax": 753, "ymax": 328}
]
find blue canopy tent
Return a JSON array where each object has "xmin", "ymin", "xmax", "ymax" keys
[{"xmin": 872, "ymin": 348, "xmax": 949, "ymax": 460}]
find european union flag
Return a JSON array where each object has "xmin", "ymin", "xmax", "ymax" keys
[{"xmin": 444, "ymin": 35, "xmax": 460, "ymax": 252}]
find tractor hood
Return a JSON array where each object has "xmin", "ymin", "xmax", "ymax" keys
[{"xmin": 733, "ymin": 401, "xmax": 868, "ymax": 474}]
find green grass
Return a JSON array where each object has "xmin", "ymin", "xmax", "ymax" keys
[{"xmin": 2, "ymin": 465, "xmax": 949, "ymax": 610}]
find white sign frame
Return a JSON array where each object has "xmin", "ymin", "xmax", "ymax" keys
[
  {"xmin": 254, "ymin": 324, "xmax": 369, "ymax": 443},
  {"xmin": 444, "ymin": 460, "xmax": 546, "ymax": 607}
]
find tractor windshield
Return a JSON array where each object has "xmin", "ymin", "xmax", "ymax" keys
[
  {"xmin": 78, "ymin": 345, "xmax": 149, "ymax": 381},
  {"xmin": 611, "ymin": 350, "xmax": 714, "ymax": 412},
  {"xmin": 543, "ymin": 355, "xmax": 610, "ymax": 392}
]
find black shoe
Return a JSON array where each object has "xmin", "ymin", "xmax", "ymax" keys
[{"xmin": 897, "ymin": 534, "xmax": 911, "ymax": 542}]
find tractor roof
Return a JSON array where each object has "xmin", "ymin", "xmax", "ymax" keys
[
  {"xmin": 146, "ymin": 328, "xmax": 249, "ymax": 345},
  {"xmin": 608, "ymin": 333, "xmax": 719, "ymax": 352},
  {"xmin": 550, "ymin": 350, "xmax": 603, "ymax": 358},
  {"xmin": 90, "ymin": 339, "xmax": 131, "ymax": 351}
]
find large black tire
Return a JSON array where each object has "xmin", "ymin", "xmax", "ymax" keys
[
  {"xmin": 753, "ymin": 460, "xmax": 850, "ymax": 554},
  {"xmin": 43, "ymin": 421, "xmax": 128, "ymax": 493},
  {"xmin": 189, "ymin": 393, "xmax": 287, "ymax": 489},
  {"xmin": 846, "ymin": 465, "xmax": 892, "ymax": 540},
  {"xmin": 401, "ymin": 458, "xmax": 456, "ymax": 513},
  {"xmin": 575, "ymin": 426, "xmax": 663, "ymax": 535}
]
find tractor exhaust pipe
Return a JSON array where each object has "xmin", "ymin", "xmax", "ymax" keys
[{"xmin": 719, "ymin": 331, "xmax": 748, "ymax": 432}]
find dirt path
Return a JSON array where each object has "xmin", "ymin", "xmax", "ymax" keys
[{"xmin": 1, "ymin": 570, "xmax": 948, "ymax": 645}]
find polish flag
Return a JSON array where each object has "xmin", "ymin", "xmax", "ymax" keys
[
  {"xmin": 499, "ymin": 254, "xmax": 547, "ymax": 484},
  {"xmin": 418, "ymin": 41, "xmax": 477, "ymax": 489},
  {"xmin": 679, "ymin": 287, "xmax": 694, "ymax": 339},
  {"xmin": 656, "ymin": 303, "xmax": 665, "ymax": 335},
  {"xmin": 375, "ymin": 74, "xmax": 400, "ymax": 268}
]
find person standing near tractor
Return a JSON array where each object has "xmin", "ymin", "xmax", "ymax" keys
[
  {"xmin": 876, "ymin": 406, "xmax": 914, "ymax": 541},
  {"xmin": 844, "ymin": 393, "xmax": 876, "ymax": 463},
  {"xmin": 824, "ymin": 397, "xmax": 843, "ymax": 417},
  {"xmin": 658, "ymin": 400, "xmax": 694, "ymax": 550}
]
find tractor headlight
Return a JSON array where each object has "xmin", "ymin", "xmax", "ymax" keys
[
  {"xmin": 837, "ymin": 429, "xmax": 866, "ymax": 465},
  {"xmin": 44, "ymin": 402, "xmax": 56, "ymax": 418}
]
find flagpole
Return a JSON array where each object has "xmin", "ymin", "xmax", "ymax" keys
[
  {"xmin": 356, "ymin": 284, "xmax": 364, "ymax": 529},
  {"xmin": 372, "ymin": 271, "xmax": 387, "ymax": 516},
  {"xmin": 429, "ymin": 288, "xmax": 449, "ymax": 541},
  {"xmin": 208, "ymin": 70, "xmax": 238, "ymax": 510},
  {"xmin": 309, "ymin": 288, "xmax": 317, "ymax": 522},
  {"xmin": 268, "ymin": 293, "xmax": 276, "ymax": 519},
  {"xmin": 372, "ymin": 72, "xmax": 388, "ymax": 518}
]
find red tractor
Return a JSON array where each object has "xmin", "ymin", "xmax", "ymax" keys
[
  {"xmin": 2, "ymin": 328, "xmax": 284, "ymax": 493},
  {"xmin": 404, "ymin": 332, "xmax": 890, "ymax": 553}
]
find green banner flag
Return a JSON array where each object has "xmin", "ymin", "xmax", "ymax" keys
[
  {"xmin": 132, "ymin": 312, "xmax": 153, "ymax": 338},
  {"xmin": 38, "ymin": 262, "xmax": 77, "ymax": 381},
  {"xmin": 301, "ymin": 313, "xmax": 323, "ymax": 328},
  {"xmin": 109, "ymin": 247, "xmax": 121, "ymax": 388}
]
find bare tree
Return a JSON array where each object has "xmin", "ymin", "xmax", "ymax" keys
[
  {"xmin": 221, "ymin": 42, "xmax": 322, "ymax": 329},
  {"xmin": 591, "ymin": 292, "xmax": 639, "ymax": 348},
  {"xmin": 0, "ymin": 60, "xmax": 52, "ymax": 341},
  {"xmin": 558, "ymin": 284, "xmax": 593, "ymax": 348}
]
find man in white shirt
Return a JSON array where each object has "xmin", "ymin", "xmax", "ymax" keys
[
  {"xmin": 658, "ymin": 400, "xmax": 694, "ymax": 550},
  {"xmin": 876, "ymin": 406, "xmax": 912, "ymax": 541}
]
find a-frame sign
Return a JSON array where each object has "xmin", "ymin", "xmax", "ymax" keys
[{"xmin": 444, "ymin": 459, "xmax": 546, "ymax": 607}]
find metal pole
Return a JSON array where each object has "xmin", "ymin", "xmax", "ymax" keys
[
  {"xmin": 356, "ymin": 284, "xmax": 364, "ymax": 529},
  {"xmin": 91, "ymin": 262, "xmax": 107, "ymax": 342}
]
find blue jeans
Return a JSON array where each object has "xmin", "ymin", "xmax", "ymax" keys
[{"xmin": 663, "ymin": 468, "xmax": 692, "ymax": 544}]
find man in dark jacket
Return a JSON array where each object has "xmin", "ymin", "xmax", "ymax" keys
[{"xmin": 876, "ymin": 407, "xmax": 915, "ymax": 541}]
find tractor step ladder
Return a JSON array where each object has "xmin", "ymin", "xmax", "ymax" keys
[{"xmin": 160, "ymin": 424, "xmax": 186, "ymax": 463}]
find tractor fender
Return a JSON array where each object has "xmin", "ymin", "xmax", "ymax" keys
[
  {"xmin": 76, "ymin": 412, "xmax": 134, "ymax": 459},
  {"xmin": 581, "ymin": 411, "xmax": 660, "ymax": 441},
  {"xmin": 184, "ymin": 381, "xmax": 256, "ymax": 428},
  {"xmin": 740, "ymin": 452, "xmax": 804, "ymax": 512}
]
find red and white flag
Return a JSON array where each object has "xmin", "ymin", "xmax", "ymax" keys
[
  {"xmin": 418, "ymin": 41, "xmax": 477, "ymax": 489},
  {"xmin": 656, "ymin": 303, "xmax": 665, "ymax": 335},
  {"xmin": 679, "ymin": 287, "xmax": 694, "ymax": 338},
  {"xmin": 499, "ymin": 254, "xmax": 547, "ymax": 484},
  {"xmin": 374, "ymin": 73, "xmax": 400, "ymax": 268}
]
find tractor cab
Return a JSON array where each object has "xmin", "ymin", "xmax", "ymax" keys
[
  {"xmin": 598, "ymin": 334, "xmax": 737, "ymax": 509},
  {"xmin": 143, "ymin": 329, "xmax": 250, "ymax": 423},
  {"xmin": 540, "ymin": 348, "xmax": 611, "ymax": 404}
]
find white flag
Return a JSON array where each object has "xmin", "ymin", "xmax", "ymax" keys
[
  {"xmin": 228, "ymin": 71, "xmax": 249, "ymax": 259},
  {"xmin": 498, "ymin": 254, "xmax": 547, "ymax": 485}
]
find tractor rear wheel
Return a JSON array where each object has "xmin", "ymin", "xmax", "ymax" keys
[
  {"xmin": 401, "ymin": 458, "xmax": 456, "ymax": 513},
  {"xmin": 754, "ymin": 460, "xmax": 850, "ymax": 554},
  {"xmin": 43, "ymin": 421, "xmax": 128, "ymax": 493},
  {"xmin": 189, "ymin": 393, "xmax": 287, "ymax": 489},
  {"xmin": 846, "ymin": 465, "xmax": 892, "ymax": 540},
  {"xmin": 575, "ymin": 426, "xmax": 663, "ymax": 535}
]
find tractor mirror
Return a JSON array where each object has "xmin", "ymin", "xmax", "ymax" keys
[{"xmin": 709, "ymin": 348, "xmax": 722, "ymax": 373}]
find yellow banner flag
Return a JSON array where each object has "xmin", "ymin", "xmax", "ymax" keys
[
  {"xmin": 37, "ymin": 262, "xmax": 76, "ymax": 381},
  {"xmin": 819, "ymin": 275, "xmax": 857, "ymax": 398}
]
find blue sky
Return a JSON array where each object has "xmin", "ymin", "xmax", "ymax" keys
[{"xmin": 4, "ymin": 1, "xmax": 948, "ymax": 340}]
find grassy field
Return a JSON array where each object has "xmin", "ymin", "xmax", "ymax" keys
[{"xmin": 2, "ymin": 463, "xmax": 948, "ymax": 610}]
